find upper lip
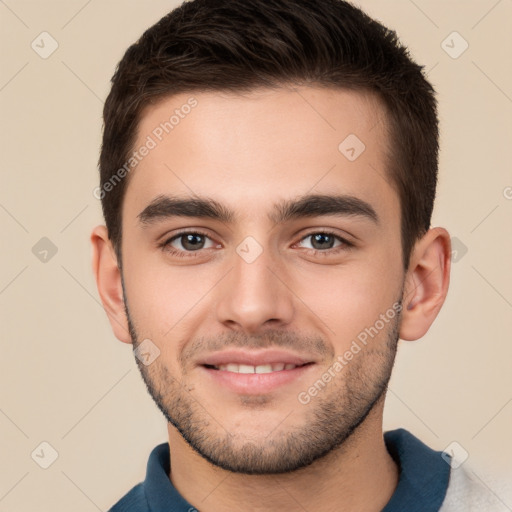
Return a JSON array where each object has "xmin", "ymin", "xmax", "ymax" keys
[{"xmin": 198, "ymin": 349, "xmax": 316, "ymax": 367}]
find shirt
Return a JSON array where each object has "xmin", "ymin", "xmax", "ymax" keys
[{"xmin": 108, "ymin": 428, "xmax": 505, "ymax": 511}]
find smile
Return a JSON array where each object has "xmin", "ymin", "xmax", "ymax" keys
[{"xmin": 207, "ymin": 363, "xmax": 304, "ymax": 373}]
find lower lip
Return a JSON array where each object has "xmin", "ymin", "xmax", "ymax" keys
[{"xmin": 200, "ymin": 364, "xmax": 315, "ymax": 394}]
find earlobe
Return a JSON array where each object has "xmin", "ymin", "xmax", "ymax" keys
[
  {"xmin": 399, "ymin": 227, "xmax": 451, "ymax": 341},
  {"xmin": 90, "ymin": 225, "xmax": 132, "ymax": 344}
]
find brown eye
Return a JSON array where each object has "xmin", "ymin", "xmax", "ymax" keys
[
  {"xmin": 160, "ymin": 230, "xmax": 217, "ymax": 256},
  {"xmin": 309, "ymin": 233, "xmax": 336, "ymax": 250},
  {"xmin": 175, "ymin": 233, "xmax": 206, "ymax": 251},
  {"xmin": 298, "ymin": 231, "xmax": 353, "ymax": 252}
]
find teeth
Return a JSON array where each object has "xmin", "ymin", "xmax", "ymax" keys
[
  {"xmin": 215, "ymin": 363, "xmax": 298, "ymax": 373},
  {"xmin": 255, "ymin": 364, "xmax": 273, "ymax": 374}
]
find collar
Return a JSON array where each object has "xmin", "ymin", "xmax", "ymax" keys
[{"xmin": 140, "ymin": 428, "xmax": 450, "ymax": 511}]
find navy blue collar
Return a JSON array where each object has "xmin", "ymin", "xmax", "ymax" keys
[
  {"xmin": 143, "ymin": 443, "xmax": 192, "ymax": 511},
  {"xmin": 382, "ymin": 428, "xmax": 450, "ymax": 511},
  {"xmin": 112, "ymin": 428, "xmax": 450, "ymax": 511}
]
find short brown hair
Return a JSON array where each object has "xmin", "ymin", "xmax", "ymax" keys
[{"xmin": 99, "ymin": 0, "xmax": 438, "ymax": 270}]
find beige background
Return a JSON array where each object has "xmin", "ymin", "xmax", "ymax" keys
[{"xmin": 1, "ymin": 0, "xmax": 511, "ymax": 510}]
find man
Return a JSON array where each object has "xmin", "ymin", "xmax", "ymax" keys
[{"xmin": 90, "ymin": 0, "xmax": 503, "ymax": 510}]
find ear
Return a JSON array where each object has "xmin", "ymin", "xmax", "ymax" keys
[
  {"xmin": 90, "ymin": 225, "xmax": 132, "ymax": 344},
  {"xmin": 400, "ymin": 227, "xmax": 451, "ymax": 341}
]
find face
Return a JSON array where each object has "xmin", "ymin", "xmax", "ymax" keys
[{"xmin": 120, "ymin": 86, "xmax": 405, "ymax": 474}]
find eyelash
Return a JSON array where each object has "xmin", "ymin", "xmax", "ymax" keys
[
  {"xmin": 158, "ymin": 229, "xmax": 214, "ymax": 259},
  {"xmin": 158, "ymin": 229, "xmax": 354, "ymax": 259}
]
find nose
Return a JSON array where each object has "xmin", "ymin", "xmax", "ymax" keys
[{"xmin": 215, "ymin": 240, "xmax": 295, "ymax": 334}]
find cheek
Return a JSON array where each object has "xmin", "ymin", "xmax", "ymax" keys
[
  {"xmin": 123, "ymin": 253, "xmax": 218, "ymax": 341},
  {"xmin": 292, "ymin": 255, "xmax": 402, "ymax": 347}
]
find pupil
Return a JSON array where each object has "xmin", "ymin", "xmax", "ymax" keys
[
  {"xmin": 312, "ymin": 233, "xmax": 333, "ymax": 250},
  {"xmin": 183, "ymin": 234, "xmax": 204, "ymax": 250}
]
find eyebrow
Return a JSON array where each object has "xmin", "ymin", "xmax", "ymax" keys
[{"xmin": 137, "ymin": 193, "xmax": 379, "ymax": 226}]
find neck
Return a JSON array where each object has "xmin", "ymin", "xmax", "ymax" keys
[{"xmin": 166, "ymin": 404, "xmax": 399, "ymax": 512}]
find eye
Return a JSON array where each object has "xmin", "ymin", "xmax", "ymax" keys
[
  {"xmin": 297, "ymin": 231, "xmax": 353, "ymax": 252},
  {"xmin": 159, "ymin": 230, "xmax": 218, "ymax": 256}
]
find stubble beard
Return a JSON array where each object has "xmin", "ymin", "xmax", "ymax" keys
[{"xmin": 124, "ymin": 289, "xmax": 401, "ymax": 475}]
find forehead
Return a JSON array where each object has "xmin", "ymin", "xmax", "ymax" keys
[{"xmin": 123, "ymin": 86, "xmax": 398, "ymax": 227}]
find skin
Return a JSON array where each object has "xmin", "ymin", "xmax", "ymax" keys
[{"xmin": 91, "ymin": 86, "xmax": 451, "ymax": 512}]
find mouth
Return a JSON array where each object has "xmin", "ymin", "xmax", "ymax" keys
[
  {"xmin": 203, "ymin": 362, "xmax": 313, "ymax": 373},
  {"xmin": 197, "ymin": 350, "xmax": 317, "ymax": 394}
]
